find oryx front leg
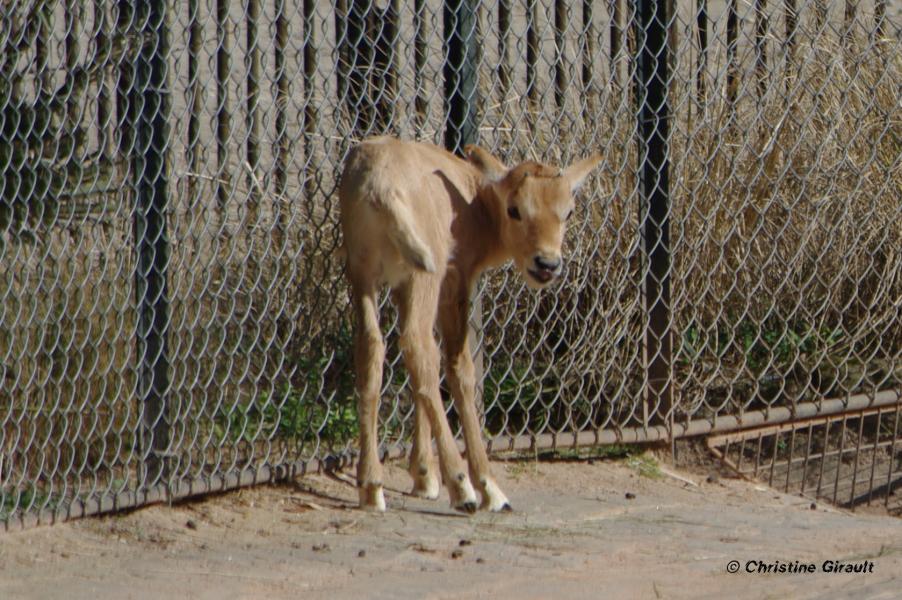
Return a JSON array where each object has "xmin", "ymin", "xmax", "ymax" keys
[
  {"xmin": 441, "ymin": 287, "xmax": 512, "ymax": 512},
  {"xmin": 397, "ymin": 278, "xmax": 477, "ymax": 514},
  {"xmin": 446, "ymin": 350, "xmax": 511, "ymax": 512},
  {"xmin": 351, "ymin": 279, "xmax": 386, "ymax": 512}
]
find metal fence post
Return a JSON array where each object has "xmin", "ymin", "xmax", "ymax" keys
[
  {"xmin": 134, "ymin": 0, "xmax": 171, "ymax": 489},
  {"xmin": 635, "ymin": 0, "xmax": 673, "ymax": 426},
  {"xmin": 443, "ymin": 0, "xmax": 485, "ymax": 420},
  {"xmin": 443, "ymin": 0, "xmax": 477, "ymax": 155}
]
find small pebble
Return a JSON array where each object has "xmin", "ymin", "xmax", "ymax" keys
[
  {"xmin": 810, "ymin": 502, "xmax": 817, "ymax": 510},
  {"xmin": 587, "ymin": 459, "xmax": 596, "ymax": 465},
  {"xmin": 185, "ymin": 519, "xmax": 198, "ymax": 530},
  {"xmin": 706, "ymin": 474, "xmax": 719, "ymax": 484},
  {"xmin": 451, "ymin": 550, "xmax": 463, "ymax": 559},
  {"xmin": 312, "ymin": 543, "xmax": 330, "ymax": 552},
  {"xmin": 476, "ymin": 557, "xmax": 485, "ymax": 564},
  {"xmin": 459, "ymin": 539, "xmax": 472, "ymax": 547},
  {"xmin": 625, "ymin": 492, "xmax": 636, "ymax": 500},
  {"xmin": 358, "ymin": 550, "xmax": 366, "ymax": 558}
]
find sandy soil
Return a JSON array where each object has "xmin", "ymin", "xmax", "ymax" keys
[{"xmin": 1, "ymin": 453, "xmax": 899, "ymax": 600}]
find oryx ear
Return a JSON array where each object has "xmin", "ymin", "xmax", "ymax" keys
[
  {"xmin": 563, "ymin": 154, "xmax": 603, "ymax": 193},
  {"xmin": 464, "ymin": 145, "xmax": 508, "ymax": 183}
]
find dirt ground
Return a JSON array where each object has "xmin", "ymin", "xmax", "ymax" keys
[{"xmin": 1, "ymin": 451, "xmax": 900, "ymax": 600}]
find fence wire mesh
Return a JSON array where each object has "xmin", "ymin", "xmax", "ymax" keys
[{"xmin": 1, "ymin": 0, "xmax": 900, "ymax": 527}]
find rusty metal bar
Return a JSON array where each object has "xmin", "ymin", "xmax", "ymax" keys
[
  {"xmin": 865, "ymin": 409, "xmax": 885, "ymax": 506},
  {"xmin": 767, "ymin": 431, "xmax": 779, "ymax": 486},
  {"xmin": 832, "ymin": 416, "xmax": 849, "ymax": 505},
  {"xmin": 723, "ymin": 438, "xmax": 732, "ymax": 466},
  {"xmin": 736, "ymin": 437, "xmax": 746, "ymax": 472},
  {"xmin": 815, "ymin": 419, "xmax": 832, "ymax": 499},
  {"xmin": 490, "ymin": 390, "xmax": 902, "ymax": 451},
  {"xmin": 785, "ymin": 427, "xmax": 796, "ymax": 492},
  {"xmin": 722, "ymin": 439, "xmax": 900, "ymax": 477},
  {"xmin": 848, "ymin": 411, "xmax": 866, "ymax": 506},
  {"xmin": 705, "ymin": 403, "xmax": 898, "ymax": 446},
  {"xmin": 887, "ymin": 407, "xmax": 901, "ymax": 508},
  {"xmin": 800, "ymin": 423, "xmax": 813, "ymax": 495},
  {"xmin": 753, "ymin": 430, "xmax": 764, "ymax": 478},
  {"xmin": 707, "ymin": 402, "xmax": 902, "ymax": 510}
]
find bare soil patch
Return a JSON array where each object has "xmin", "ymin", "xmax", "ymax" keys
[{"xmin": 1, "ymin": 455, "xmax": 899, "ymax": 600}]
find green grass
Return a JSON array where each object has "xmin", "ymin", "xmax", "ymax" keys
[
  {"xmin": 535, "ymin": 444, "xmax": 642, "ymax": 461},
  {"xmin": 0, "ymin": 486, "xmax": 60, "ymax": 520},
  {"xmin": 212, "ymin": 326, "xmax": 359, "ymax": 447},
  {"xmin": 626, "ymin": 454, "xmax": 663, "ymax": 480},
  {"xmin": 213, "ymin": 384, "xmax": 359, "ymax": 447}
]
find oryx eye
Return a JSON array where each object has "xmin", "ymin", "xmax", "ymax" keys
[
  {"xmin": 507, "ymin": 206, "xmax": 522, "ymax": 221},
  {"xmin": 565, "ymin": 209, "xmax": 573, "ymax": 220}
]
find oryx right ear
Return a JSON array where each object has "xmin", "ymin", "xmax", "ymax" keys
[
  {"xmin": 562, "ymin": 154, "xmax": 603, "ymax": 194},
  {"xmin": 464, "ymin": 145, "xmax": 508, "ymax": 183}
]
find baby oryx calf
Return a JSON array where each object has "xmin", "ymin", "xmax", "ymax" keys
[{"xmin": 339, "ymin": 136, "xmax": 602, "ymax": 513}]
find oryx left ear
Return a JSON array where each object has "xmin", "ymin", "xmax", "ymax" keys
[
  {"xmin": 562, "ymin": 154, "xmax": 603, "ymax": 193},
  {"xmin": 464, "ymin": 145, "xmax": 508, "ymax": 183}
]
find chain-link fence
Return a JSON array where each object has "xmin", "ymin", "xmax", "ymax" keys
[{"xmin": 1, "ymin": 0, "xmax": 899, "ymax": 528}]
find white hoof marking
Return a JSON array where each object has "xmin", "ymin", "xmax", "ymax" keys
[
  {"xmin": 451, "ymin": 476, "xmax": 479, "ymax": 512},
  {"xmin": 413, "ymin": 473, "xmax": 440, "ymax": 500},
  {"xmin": 359, "ymin": 485, "xmax": 386, "ymax": 512},
  {"xmin": 481, "ymin": 478, "xmax": 511, "ymax": 512}
]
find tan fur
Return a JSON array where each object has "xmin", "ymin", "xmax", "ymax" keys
[{"xmin": 339, "ymin": 136, "xmax": 602, "ymax": 512}]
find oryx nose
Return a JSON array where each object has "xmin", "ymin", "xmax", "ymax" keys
[{"xmin": 534, "ymin": 255, "xmax": 562, "ymax": 272}]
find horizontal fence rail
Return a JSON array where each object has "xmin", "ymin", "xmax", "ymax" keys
[{"xmin": 1, "ymin": 0, "xmax": 900, "ymax": 528}]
